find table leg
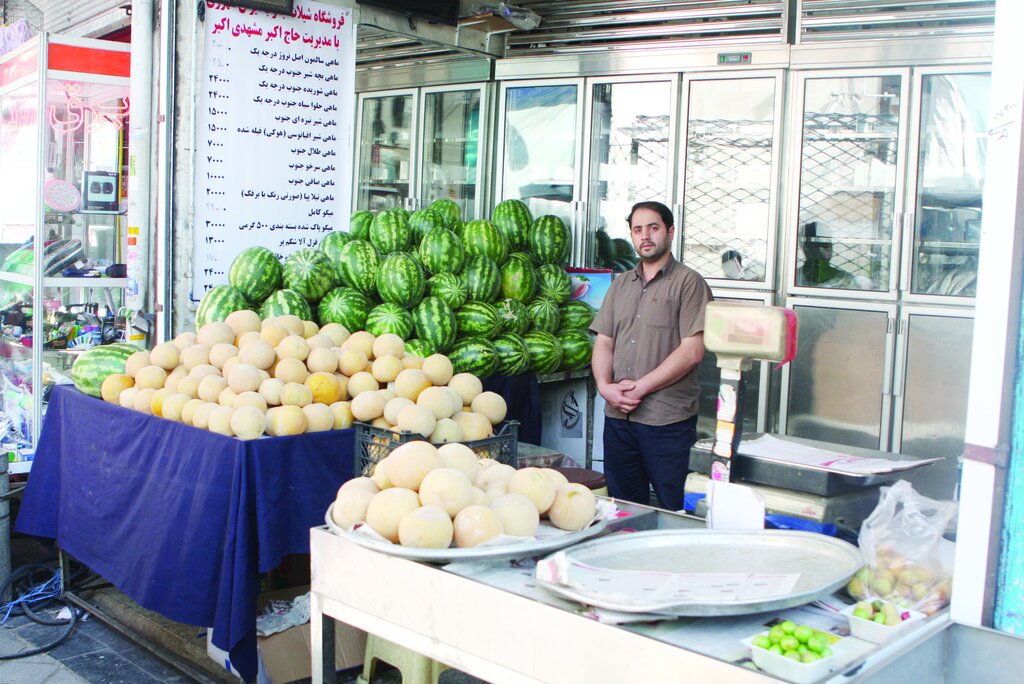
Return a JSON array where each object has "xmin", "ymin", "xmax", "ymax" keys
[{"xmin": 311, "ymin": 591, "xmax": 335, "ymax": 684}]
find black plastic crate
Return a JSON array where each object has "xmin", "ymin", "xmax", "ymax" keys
[{"xmin": 353, "ymin": 420, "xmax": 519, "ymax": 477}]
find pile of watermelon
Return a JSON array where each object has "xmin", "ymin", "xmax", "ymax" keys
[{"xmin": 197, "ymin": 198, "xmax": 595, "ymax": 379}]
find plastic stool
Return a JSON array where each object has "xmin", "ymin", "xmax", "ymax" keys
[
  {"xmin": 552, "ymin": 467, "xmax": 608, "ymax": 496},
  {"xmin": 356, "ymin": 633, "xmax": 448, "ymax": 684}
]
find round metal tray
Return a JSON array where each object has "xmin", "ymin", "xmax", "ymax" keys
[
  {"xmin": 535, "ymin": 529, "xmax": 862, "ymax": 616},
  {"xmin": 325, "ymin": 502, "xmax": 614, "ymax": 564}
]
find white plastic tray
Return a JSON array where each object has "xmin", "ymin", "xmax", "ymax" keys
[
  {"xmin": 324, "ymin": 500, "xmax": 616, "ymax": 563},
  {"xmin": 741, "ymin": 632, "xmax": 848, "ymax": 684}
]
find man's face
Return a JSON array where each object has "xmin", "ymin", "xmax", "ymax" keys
[{"xmin": 630, "ymin": 208, "xmax": 674, "ymax": 262}]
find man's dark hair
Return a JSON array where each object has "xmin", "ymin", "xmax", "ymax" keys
[{"xmin": 627, "ymin": 201, "xmax": 674, "ymax": 229}]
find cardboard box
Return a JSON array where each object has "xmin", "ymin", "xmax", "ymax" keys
[{"xmin": 208, "ymin": 586, "xmax": 367, "ymax": 683}]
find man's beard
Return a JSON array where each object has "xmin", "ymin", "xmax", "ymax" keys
[{"xmin": 638, "ymin": 241, "xmax": 670, "ymax": 262}]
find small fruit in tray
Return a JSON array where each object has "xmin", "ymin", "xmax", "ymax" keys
[{"xmin": 751, "ymin": 620, "xmax": 834, "ymax": 664}]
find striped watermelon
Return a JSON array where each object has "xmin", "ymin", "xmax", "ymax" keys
[
  {"xmin": 196, "ymin": 285, "xmax": 250, "ymax": 327},
  {"xmin": 318, "ymin": 287, "xmax": 371, "ymax": 331},
  {"xmin": 429, "ymin": 198, "xmax": 463, "ymax": 231},
  {"xmin": 403, "ymin": 338, "xmax": 437, "ymax": 358},
  {"xmin": 283, "ymin": 248, "xmax": 337, "ymax": 302},
  {"xmin": 377, "ymin": 252, "xmax": 425, "ymax": 309},
  {"xmin": 523, "ymin": 330, "xmax": 563, "ymax": 375},
  {"xmin": 412, "ymin": 296, "xmax": 457, "ymax": 353},
  {"xmin": 391, "ymin": 206, "xmax": 410, "ymax": 222},
  {"xmin": 527, "ymin": 298, "xmax": 561, "ymax": 334},
  {"xmin": 369, "ymin": 209, "xmax": 411, "ymax": 255},
  {"xmin": 492, "ymin": 333, "xmax": 530, "ymax": 376},
  {"xmin": 558, "ymin": 330, "xmax": 593, "ymax": 371},
  {"xmin": 455, "ymin": 302, "xmax": 500, "ymax": 339},
  {"xmin": 407, "ymin": 209, "xmax": 445, "ymax": 245},
  {"xmin": 259, "ymin": 289, "xmax": 313, "ymax": 321},
  {"xmin": 427, "ymin": 272, "xmax": 467, "ymax": 310},
  {"xmin": 337, "ymin": 239, "xmax": 379, "ymax": 296},
  {"xmin": 461, "ymin": 220, "xmax": 509, "ymax": 266},
  {"xmin": 229, "ymin": 246, "xmax": 282, "ymax": 304},
  {"xmin": 460, "ymin": 255, "xmax": 501, "ymax": 303},
  {"xmin": 419, "ymin": 228, "xmax": 464, "ymax": 276},
  {"xmin": 350, "ymin": 210, "xmax": 373, "ymax": 240},
  {"xmin": 559, "ymin": 300, "xmax": 596, "ymax": 332},
  {"xmin": 500, "ymin": 255, "xmax": 537, "ymax": 302},
  {"xmin": 448, "ymin": 337, "xmax": 498, "ymax": 379},
  {"xmin": 495, "ymin": 298, "xmax": 530, "ymax": 335},
  {"xmin": 491, "ymin": 199, "xmax": 533, "ymax": 252},
  {"xmin": 71, "ymin": 342, "xmax": 144, "ymax": 398},
  {"xmin": 530, "ymin": 215, "xmax": 571, "ymax": 265},
  {"xmin": 365, "ymin": 302, "xmax": 414, "ymax": 339},
  {"xmin": 536, "ymin": 264, "xmax": 572, "ymax": 304},
  {"xmin": 319, "ymin": 231, "xmax": 352, "ymax": 280}
]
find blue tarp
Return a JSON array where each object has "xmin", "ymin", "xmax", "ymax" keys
[{"xmin": 15, "ymin": 385, "xmax": 355, "ymax": 682}]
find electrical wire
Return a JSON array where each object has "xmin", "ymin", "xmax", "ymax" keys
[{"xmin": 0, "ymin": 563, "xmax": 80, "ymax": 659}]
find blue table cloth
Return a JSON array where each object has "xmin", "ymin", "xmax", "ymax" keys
[
  {"xmin": 15, "ymin": 385, "xmax": 354, "ymax": 682},
  {"xmin": 483, "ymin": 373, "xmax": 541, "ymax": 445}
]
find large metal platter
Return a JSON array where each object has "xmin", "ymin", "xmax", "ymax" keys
[
  {"xmin": 325, "ymin": 502, "xmax": 614, "ymax": 564},
  {"xmin": 535, "ymin": 529, "xmax": 862, "ymax": 616}
]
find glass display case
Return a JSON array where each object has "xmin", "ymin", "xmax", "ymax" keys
[
  {"xmin": 355, "ymin": 90, "xmax": 416, "ymax": 213},
  {"xmin": 0, "ymin": 34, "xmax": 131, "ymax": 472}
]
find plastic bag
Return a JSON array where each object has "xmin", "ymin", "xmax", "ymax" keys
[
  {"xmin": 468, "ymin": 3, "xmax": 541, "ymax": 30},
  {"xmin": 846, "ymin": 480, "xmax": 956, "ymax": 615}
]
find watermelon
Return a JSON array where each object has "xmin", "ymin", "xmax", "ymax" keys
[
  {"xmin": 196, "ymin": 285, "xmax": 250, "ymax": 327},
  {"xmin": 500, "ymin": 256, "xmax": 537, "ymax": 302},
  {"xmin": 460, "ymin": 255, "xmax": 501, "ymax": 303},
  {"xmin": 447, "ymin": 337, "xmax": 498, "ymax": 379},
  {"xmin": 369, "ymin": 209, "xmax": 410, "ymax": 255},
  {"xmin": 419, "ymin": 228, "xmax": 464, "ymax": 276},
  {"xmin": 461, "ymin": 219, "xmax": 509, "ymax": 266},
  {"xmin": 337, "ymin": 239, "xmax": 379, "ymax": 296},
  {"xmin": 377, "ymin": 252, "xmax": 425, "ymax": 309},
  {"xmin": 71, "ymin": 342, "xmax": 144, "ymax": 397},
  {"xmin": 350, "ymin": 210, "xmax": 373, "ymax": 240},
  {"xmin": 527, "ymin": 298, "xmax": 561, "ymax": 334},
  {"xmin": 491, "ymin": 199, "xmax": 533, "ymax": 252},
  {"xmin": 536, "ymin": 264, "xmax": 572, "ymax": 304},
  {"xmin": 259, "ymin": 288, "xmax": 313, "ymax": 321},
  {"xmin": 412, "ymin": 296, "xmax": 457, "ymax": 353},
  {"xmin": 429, "ymin": 198, "xmax": 462, "ymax": 231},
  {"xmin": 283, "ymin": 248, "xmax": 336, "ymax": 302},
  {"xmin": 523, "ymin": 330, "xmax": 563, "ymax": 375},
  {"xmin": 407, "ymin": 209, "xmax": 445, "ymax": 245},
  {"xmin": 495, "ymin": 298, "xmax": 530, "ymax": 335},
  {"xmin": 455, "ymin": 302, "xmax": 500, "ymax": 339},
  {"xmin": 403, "ymin": 338, "xmax": 437, "ymax": 359},
  {"xmin": 558, "ymin": 329, "xmax": 593, "ymax": 371},
  {"xmin": 559, "ymin": 300, "xmax": 596, "ymax": 332},
  {"xmin": 530, "ymin": 215, "xmax": 571, "ymax": 265},
  {"xmin": 491, "ymin": 333, "xmax": 530, "ymax": 376},
  {"xmin": 318, "ymin": 287, "xmax": 371, "ymax": 331},
  {"xmin": 319, "ymin": 231, "xmax": 352, "ymax": 279},
  {"xmin": 365, "ymin": 302, "xmax": 414, "ymax": 339},
  {"xmin": 427, "ymin": 272, "xmax": 467, "ymax": 310},
  {"xmin": 229, "ymin": 246, "xmax": 283, "ymax": 304}
]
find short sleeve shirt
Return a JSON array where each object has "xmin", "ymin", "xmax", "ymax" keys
[{"xmin": 589, "ymin": 257, "xmax": 713, "ymax": 425}]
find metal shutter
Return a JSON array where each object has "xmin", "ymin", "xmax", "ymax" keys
[{"xmin": 797, "ymin": 0, "xmax": 995, "ymax": 43}]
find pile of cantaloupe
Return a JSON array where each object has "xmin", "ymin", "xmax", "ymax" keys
[
  {"xmin": 97, "ymin": 310, "xmax": 509, "ymax": 442},
  {"xmin": 331, "ymin": 441, "xmax": 599, "ymax": 548}
]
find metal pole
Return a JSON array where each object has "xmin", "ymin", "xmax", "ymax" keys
[{"xmin": 0, "ymin": 457, "xmax": 9, "ymax": 603}]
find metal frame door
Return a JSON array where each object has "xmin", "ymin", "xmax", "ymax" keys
[
  {"xmin": 495, "ymin": 78, "xmax": 585, "ymax": 264},
  {"xmin": 417, "ymin": 82, "xmax": 490, "ymax": 220},
  {"xmin": 352, "ymin": 87, "xmax": 419, "ymax": 212},
  {"xmin": 783, "ymin": 67, "xmax": 912, "ymax": 302},
  {"xmin": 579, "ymin": 73, "xmax": 679, "ymax": 269},
  {"xmin": 677, "ymin": 69, "xmax": 785, "ymax": 290}
]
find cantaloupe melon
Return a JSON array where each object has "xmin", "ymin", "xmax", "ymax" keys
[
  {"xmin": 547, "ymin": 483, "xmax": 597, "ymax": 531},
  {"xmin": 398, "ymin": 506, "xmax": 454, "ymax": 548},
  {"xmin": 452, "ymin": 506, "xmax": 504, "ymax": 548},
  {"xmin": 417, "ymin": 468, "xmax": 473, "ymax": 518},
  {"xmin": 366, "ymin": 488, "xmax": 420, "ymax": 543}
]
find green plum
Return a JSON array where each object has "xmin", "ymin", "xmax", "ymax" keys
[
  {"xmin": 784, "ymin": 650, "xmax": 802, "ymax": 661},
  {"xmin": 806, "ymin": 635, "xmax": 828, "ymax": 654},
  {"xmin": 780, "ymin": 620, "xmax": 798, "ymax": 635},
  {"xmin": 753, "ymin": 635, "xmax": 772, "ymax": 649},
  {"xmin": 769, "ymin": 625, "xmax": 786, "ymax": 644},
  {"xmin": 768, "ymin": 644, "xmax": 783, "ymax": 655},
  {"xmin": 801, "ymin": 651, "xmax": 822, "ymax": 663},
  {"xmin": 780, "ymin": 636, "xmax": 799, "ymax": 652},
  {"xmin": 794, "ymin": 625, "xmax": 814, "ymax": 643}
]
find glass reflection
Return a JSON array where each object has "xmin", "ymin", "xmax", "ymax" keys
[
  {"xmin": 421, "ymin": 90, "xmax": 480, "ymax": 220},
  {"xmin": 357, "ymin": 94, "xmax": 413, "ymax": 212}
]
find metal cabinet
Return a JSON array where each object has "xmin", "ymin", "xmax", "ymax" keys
[{"xmin": 354, "ymin": 84, "xmax": 487, "ymax": 219}]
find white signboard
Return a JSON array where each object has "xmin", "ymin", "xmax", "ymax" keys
[{"xmin": 191, "ymin": 1, "xmax": 354, "ymax": 301}]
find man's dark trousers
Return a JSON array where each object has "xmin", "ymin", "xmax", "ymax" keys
[{"xmin": 603, "ymin": 415, "xmax": 698, "ymax": 510}]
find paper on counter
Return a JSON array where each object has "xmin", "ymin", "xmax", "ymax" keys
[
  {"xmin": 535, "ymin": 552, "xmax": 800, "ymax": 607},
  {"xmin": 707, "ymin": 481, "xmax": 765, "ymax": 531},
  {"xmin": 737, "ymin": 435, "xmax": 940, "ymax": 475}
]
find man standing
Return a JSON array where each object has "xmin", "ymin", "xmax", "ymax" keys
[{"xmin": 589, "ymin": 201, "xmax": 713, "ymax": 510}]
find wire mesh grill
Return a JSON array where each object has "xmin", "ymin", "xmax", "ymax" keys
[
  {"xmin": 796, "ymin": 112, "xmax": 896, "ymax": 291},
  {"xmin": 682, "ymin": 118, "xmax": 773, "ymax": 281},
  {"xmin": 2, "ymin": 0, "xmax": 42, "ymax": 30}
]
